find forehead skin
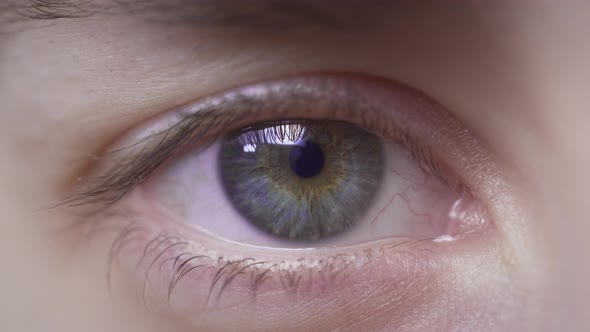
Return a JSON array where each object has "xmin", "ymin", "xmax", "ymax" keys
[{"xmin": 1, "ymin": 1, "xmax": 590, "ymax": 331}]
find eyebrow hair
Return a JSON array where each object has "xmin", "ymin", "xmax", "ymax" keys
[{"xmin": 2, "ymin": 0, "xmax": 395, "ymax": 31}]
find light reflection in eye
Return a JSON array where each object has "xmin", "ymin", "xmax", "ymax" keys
[
  {"xmin": 242, "ymin": 144, "xmax": 257, "ymax": 152},
  {"xmin": 240, "ymin": 124, "xmax": 307, "ymax": 153}
]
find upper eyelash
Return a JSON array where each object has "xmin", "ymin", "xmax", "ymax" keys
[
  {"xmin": 63, "ymin": 107, "xmax": 237, "ymax": 207},
  {"xmin": 63, "ymin": 83, "xmax": 452, "ymax": 211}
]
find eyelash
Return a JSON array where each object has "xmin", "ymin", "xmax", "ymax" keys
[
  {"xmin": 102, "ymin": 210, "xmax": 434, "ymax": 310},
  {"xmin": 64, "ymin": 74, "xmax": 488, "ymax": 310},
  {"xmin": 65, "ymin": 84, "xmax": 455, "ymax": 210}
]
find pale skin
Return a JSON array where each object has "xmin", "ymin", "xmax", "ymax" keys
[{"xmin": 1, "ymin": 1, "xmax": 590, "ymax": 331}]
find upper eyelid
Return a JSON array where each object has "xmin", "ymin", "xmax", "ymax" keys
[
  {"xmin": 62, "ymin": 94, "xmax": 266, "ymax": 207},
  {"xmin": 63, "ymin": 106, "xmax": 230, "ymax": 207},
  {"xmin": 61, "ymin": 81, "xmax": 337, "ymax": 206},
  {"xmin": 62, "ymin": 75, "xmax": 459, "ymax": 210}
]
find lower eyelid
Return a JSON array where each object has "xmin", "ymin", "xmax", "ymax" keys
[{"xmin": 93, "ymin": 202, "xmax": 498, "ymax": 330}]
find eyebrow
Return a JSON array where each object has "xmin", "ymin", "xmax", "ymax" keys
[{"xmin": 3, "ymin": 0, "xmax": 395, "ymax": 31}]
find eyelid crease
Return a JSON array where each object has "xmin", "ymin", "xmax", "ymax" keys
[{"xmin": 63, "ymin": 75, "xmax": 458, "ymax": 212}]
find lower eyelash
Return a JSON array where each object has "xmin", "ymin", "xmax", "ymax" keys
[
  {"xmin": 94, "ymin": 207, "xmax": 434, "ymax": 312},
  {"xmin": 116, "ymin": 226, "xmax": 343, "ymax": 310}
]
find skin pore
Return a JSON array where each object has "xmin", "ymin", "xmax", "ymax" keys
[{"xmin": 1, "ymin": 1, "xmax": 590, "ymax": 331}]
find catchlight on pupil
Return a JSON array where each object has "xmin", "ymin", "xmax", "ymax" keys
[{"xmin": 219, "ymin": 120, "xmax": 385, "ymax": 241}]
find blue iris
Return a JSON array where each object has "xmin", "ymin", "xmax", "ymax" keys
[{"xmin": 219, "ymin": 120, "xmax": 384, "ymax": 241}]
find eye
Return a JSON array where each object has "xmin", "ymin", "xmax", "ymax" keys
[
  {"xmin": 148, "ymin": 118, "xmax": 479, "ymax": 248},
  {"xmin": 72, "ymin": 74, "xmax": 499, "ymax": 327}
]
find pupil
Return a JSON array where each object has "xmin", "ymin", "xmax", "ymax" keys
[{"xmin": 288, "ymin": 140, "xmax": 325, "ymax": 178}]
